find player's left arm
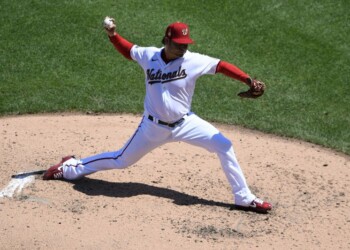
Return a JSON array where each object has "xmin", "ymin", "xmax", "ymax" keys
[
  {"xmin": 216, "ymin": 61, "xmax": 266, "ymax": 98},
  {"xmin": 216, "ymin": 60, "xmax": 251, "ymax": 86}
]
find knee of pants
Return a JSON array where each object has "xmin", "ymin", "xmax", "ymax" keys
[
  {"xmin": 209, "ymin": 133, "xmax": 233, "ymax": 153},
  {"xmin": 116, "ymin": 159, "xmax": 132, "ymax": 169},
  {"xmin": 113, "ymin": 155, "xmax": 140, "ymax": 169}
]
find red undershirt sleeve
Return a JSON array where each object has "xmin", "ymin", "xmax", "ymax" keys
[
  {"xmin": 216, "ymin": 60, "xmax": 250, "ymax": 85},
  {"xmin": 108, "ymin": 33, "xmax": 134, "ymax": 60}
]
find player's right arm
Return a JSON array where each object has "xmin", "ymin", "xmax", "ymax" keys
[
  {"xmin": 104, "ymin": 19, "xmax": 134, "ymax": 60},
  {"xmin": 108, "ymin": 33, "xmax": 134, "ymax": 60}
]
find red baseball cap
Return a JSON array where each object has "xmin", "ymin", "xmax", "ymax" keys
[{"xmin": 165, "ymin": 22, "xmax": 194, "ymax": 44}]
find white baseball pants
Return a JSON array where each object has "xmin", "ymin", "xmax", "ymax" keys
[{"xmin": 63, "ymin": 113, "xmax": 256, "ymax": 206}]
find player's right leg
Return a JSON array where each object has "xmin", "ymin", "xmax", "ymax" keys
[{"xmin": 43, "ymin": 117, "xmax": 171, "ymax": 180}]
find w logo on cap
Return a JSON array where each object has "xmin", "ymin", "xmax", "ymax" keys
[{"xmin": 165, "ymin": 22, "xmax": 194, "ymax": 44}]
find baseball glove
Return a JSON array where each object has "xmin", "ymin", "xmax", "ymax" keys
[{"xmin": 238, "ymin": 79, "xmax": 266, "ymax": 98}]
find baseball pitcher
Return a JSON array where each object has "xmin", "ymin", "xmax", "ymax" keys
[{"xmin": 43, "ymin": 17, "xmax": 271, "ymax": 213}]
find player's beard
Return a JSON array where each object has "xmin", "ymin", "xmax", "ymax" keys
[{"xmin": 174, "ymin": 48, "xmax": 187, "ymax": 57}]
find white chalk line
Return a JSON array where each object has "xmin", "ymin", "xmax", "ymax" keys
[{"xmin": 0, "ymin": 173, "xmax": 35, "ymax": 198}]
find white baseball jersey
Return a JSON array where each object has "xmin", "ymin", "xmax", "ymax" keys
[{"xmin": 130, "ymin": 46, "xmax": 220, "ymax": 123}]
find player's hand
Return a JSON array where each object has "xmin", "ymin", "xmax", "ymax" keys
[
  {"xmin": 103, "ymin": 16, "xmax": 116, "ymax": 36},
  {"xmin": 238, "ymin": 78, "xmax": 266, "ymax": 98}
]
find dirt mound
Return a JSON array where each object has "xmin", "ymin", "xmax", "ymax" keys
[{"xmin": 1, "ymin": 114, "xmax": 349, "ymax": 249}]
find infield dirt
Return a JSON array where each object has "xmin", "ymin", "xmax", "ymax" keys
[{"xmin": 1, "ymin": 114, "xmax": 349, "ymax": 249}]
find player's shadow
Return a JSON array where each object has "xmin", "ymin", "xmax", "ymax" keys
[{"xmin": 71, "ymin": 177, "xmax": 232, "ymax": 209}]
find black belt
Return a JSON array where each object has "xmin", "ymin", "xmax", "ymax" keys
[{"xmin": 148, "ymin": 114, "xmax": 187, "ymax": 128}]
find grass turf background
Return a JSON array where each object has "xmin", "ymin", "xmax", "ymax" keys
[{"xmin": 1, "ymin": 0, "xmax": 349, "ymax": 154}]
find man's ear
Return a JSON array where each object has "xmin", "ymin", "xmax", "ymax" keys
[{"xmin": 163, "ymin": 37, "xmax": 170, "ymax": 45}]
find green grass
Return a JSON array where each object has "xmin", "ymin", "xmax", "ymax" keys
[{"xmin": 1, "ymin": 0, "xmax": 349, "ymax": 154}]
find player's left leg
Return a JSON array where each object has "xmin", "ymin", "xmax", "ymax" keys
[{"xmin": 172, "ymin": 113, "xmax": 256, "ymax": 206}]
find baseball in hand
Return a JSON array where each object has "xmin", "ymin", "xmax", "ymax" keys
[{"xmin": 103, "ymin": 16, "xmax": 114, "ymax": 29}]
